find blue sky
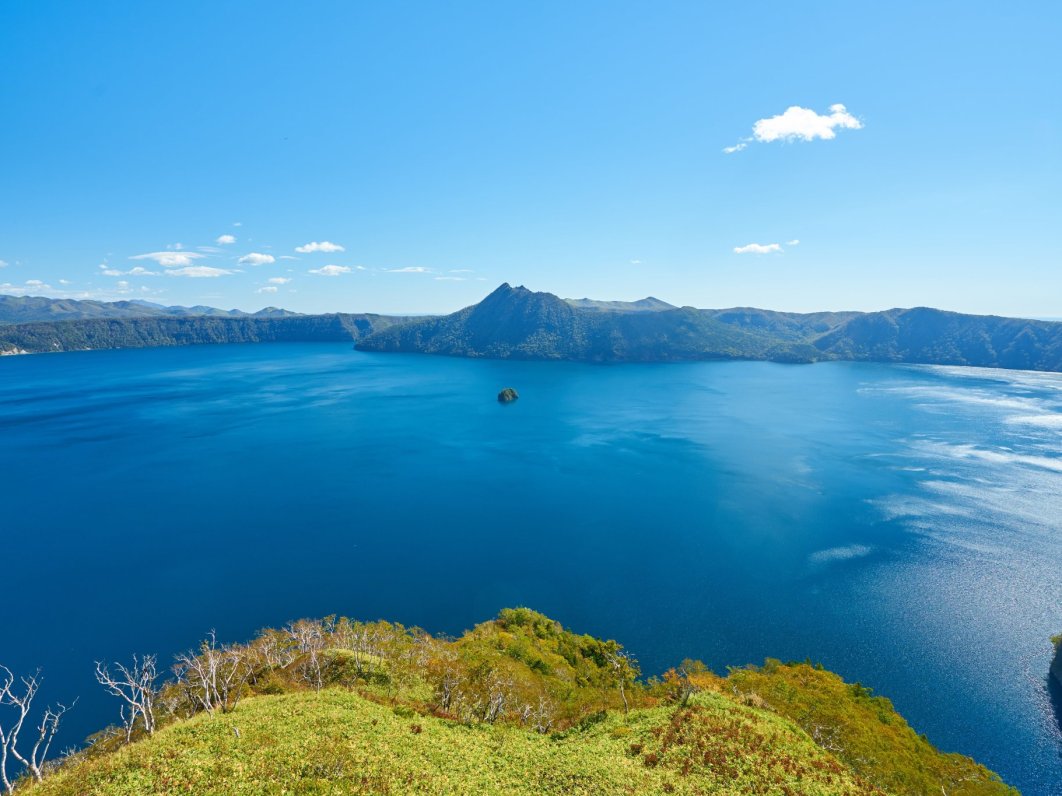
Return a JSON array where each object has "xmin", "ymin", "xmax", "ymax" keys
[{"xmin": 1, "ymin": 1, "xmax": 1058, "ymax": 316}]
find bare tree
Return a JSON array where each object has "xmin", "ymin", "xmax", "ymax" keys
[
  {"xmin": 285, "ymin": 620, "xmax": 327, "ymax": 691},
  {"xmin": 0, "ymin": 665, "xmax": 75, "ymax": 793},
  {"xmin": 94, "ymin": 655, "xmax": 159, "ymax": 739},
  {"xmin": 174, "ymin": 631, "xmax": 252, "ymax": 714}
]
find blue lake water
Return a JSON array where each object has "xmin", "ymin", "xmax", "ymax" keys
[{"xmin": 1, "ymin": 343, "xmax": 1060, "ymax": 793}]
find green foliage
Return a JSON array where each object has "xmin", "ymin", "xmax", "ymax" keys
[
  {"xmin": 725, "ymin": 661, "xmax": 1016, "ymax": 796},
  {"xmin": 19, "ymin": 610, "xmax": 1016, "ymax": 795},
  {"xmin": 28, "ymin": 690, "xmax": 880, "ymax": 796}
]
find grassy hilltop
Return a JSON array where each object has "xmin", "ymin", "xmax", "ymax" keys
[{"xmin": 23, "ymin": 609, "xmax": 1014, "ymax": 796}]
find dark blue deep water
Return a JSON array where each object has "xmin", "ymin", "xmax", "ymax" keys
[{"xmin": 2, "ymin": 344, "xmax": 1060, "ymax": 793}]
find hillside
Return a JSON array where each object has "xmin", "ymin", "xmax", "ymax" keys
[
  {"xmin": 6, "ymin": 287, "xmax": 1062, "ymax": 373},
  {"xmin": 0, "ymin": 313, "xmax": 406, "ymax": 354},
  {"xmin": 814, "ymin": 307, "xmax": 1062, "ymax": 370},
  {"xmin": 19, "ymin": 608, "xmax": 1013, "ymax": 795},
  {"xmin": 356, "ymin": 283, "xmax": 819, "ymax": 363},
  {"xmin": 356, "ymin": 284, "xmax": 1062, "ymax": 372}
]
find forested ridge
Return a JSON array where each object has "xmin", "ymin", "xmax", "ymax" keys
[{"xmin": 1, "ymin": 608, "xmax": 1014, "ymax": 795}]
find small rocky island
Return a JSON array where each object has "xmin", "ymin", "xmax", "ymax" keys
[{"xmin": 497, "ymin": 387, "xmax": 519, "ymax": 403}]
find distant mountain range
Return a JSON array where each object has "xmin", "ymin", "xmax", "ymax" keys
[
  {"xmin": 4, "ymin": 285, "xmax": 1062, "ymax": 373},
  {"xmin": 356, "ymin": 284, "xmax": 1062, "ymax": 371},
  {"xmin": 0, "ymin": 295, "xmax": 300, "ymax": 324}
]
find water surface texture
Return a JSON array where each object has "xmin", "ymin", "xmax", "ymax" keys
[{"xmin": 2, "ymin": 344, "xmax": 1060, "ymax": 792}]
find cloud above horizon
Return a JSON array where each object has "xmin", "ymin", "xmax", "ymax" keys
[
  {"xmin": 166, "ymin": 266, "xmax": 234, "ymax": 278},
  {"xmin": 309, "ymin": 264, "xmax": 351, "ymax": 276},
  {"xmin": 724, "ymin": 103, "xmax": 862, "ymax": 153},
  {"xmin": 0, "ymin": 259, "xmax": 8, "ymax": 268},
  {"xmin": 733, "ymin": 242, "xmax": 783, "ymax": 254},
  {"xmin": 268, "ymin": 277, "xmax": 291, "ymax": 284},
  {"xmin": 295, "ymin": 241, "xmax": 345, "ymax": 254},
  {"xmin": 100, "ymin": 264, "xmax": 159, "ymax": 277},
  {"xmin": 215, "ymin": 234, "xmax": 236, "ymax": 245},
  {"xmin": 256, "ymin": 285, "xmax": 278, "ymax": 294},
  {"xmin": 130, "ymin": 251, "xmax": 205, "ymax": 267},
  {"xmin": 386, "ymin": 266, "xmax": 430, "ymax": 273},
  {"xmin": 238, "ymin": 252, "xmax": 276, "ymax": 266}
]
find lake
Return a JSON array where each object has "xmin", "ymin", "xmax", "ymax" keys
[{"xmin": 1, "ymin": 343, "xmax": 1060, "ymax": 793}]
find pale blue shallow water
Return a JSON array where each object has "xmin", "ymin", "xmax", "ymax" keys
[{"xmin": 1, "ymin": 343, "xmax": 1060, "ymax": 793}]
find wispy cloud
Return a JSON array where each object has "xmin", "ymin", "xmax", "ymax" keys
[
  {"xmin": 268, "ymin": 277, "xmax": 291, "ymax": 285},
  {"xmin": 130, "ymin": 251, "xmax": 205, "ymax": 267},
  {"xmin": 295, "ymin": 241, "xmax": 345, "ymax": 254},
  {"xmin": 787, "ymin": 239, "xmax": 800, "ymax": 246},
  {"xmin": 0, "ymin": 259, "xmax": 8, "ymax": 268},
  {"xmin": 386, "ymin": 266, "xmax": 431, "ymax": 273},
  {"xmin": 309, "ymin": 264, "xmax": 351, "ymax": 276},
  {"xmin": 215, "ymin": 234, "xmax": 236, "ymax": 245},
  {"xmin": 724, "ymin": 103, "xmax": 862, "ymax": 153},
  {"xmin": 256, "ymin": 286, "xmax": 278, "ymax": 294},
  {"xmin": 434, "ymin": 276, "xmax": 466, "ymax": 281},
  {"xmin": 238, "ymin": 252, "xmax": 276, "ymax": 266},
  {"xmin": 100, "ymin": 264, "xmax": 159, "ymax": 277},
  {"xmin": 733, "ymin": 242, "xmax": 783, "ymax": 254},
  {"xmin": 166, "ymin": 266, "xmax": 234, "ymax": 278}
]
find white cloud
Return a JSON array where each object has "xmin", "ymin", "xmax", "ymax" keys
[
  {"xmin": 0, "ymin": 260, "xmax": 7, "ymax": 268},
  {"xmin": 166, "ymin": 266, "xmax": 234, "ymax": 278},
  {"xmin": 752, "ymin": 103, "xmax": 862, "ymax": 143},
  {"xmin": 238, "ymin": 252, "xmax": 276, "ymax": 265},
  {"xmin": 787, "ymin": 239, "xmax": 800, "ymax": 246},
  {"xmin": 733, "ymin": 243, "xmax": 783, "ymax": 255},
  {"xmin": 268, "ymin": 277, "xmax": 291, "ymax": 285},
  {"xmin": 59, "ymin": 279, "xmax": 71, "ymax": 285},
  {"xmin": 215, "ymin": 234, "xmax": 236, "ymax": 245},
  {"xmin": 449, "ymin": 269, "xmax": 474, "ymax": 273},
  {"xmin": 233, "ymin": 221, "xmax": 243, "ymax": 227},
  {"xmin": 101, "ymin": 264, "xmax": 159, "ymax": 277},
  {"xmin": 131, "ymin": 251, "xmax": 205, "ymax": 267},
  {"xmin": 278, "ymin": 255, "xmax": 298, "ymax": 260},
  {"xmin": 25, "ymin": 279, "xmax": 45, "ymax": 287},
  {"xmin": 355, "ymin": 265, "xmax": 367, "ymax": 270},
  {"xmin": 309, "ymin": 264, "xmax": 351, "ymax": 276},
  {"xmin": 629, "ymin": 260, "xmax": 642, "ymax": 265},
  {"xmin": 386, "ymin": 266, "xmax": 430, "ymax": 273},
  {"xmin": 256, "ymin": 286, "xmax": 279, "ymax": 294},
  {"xmin": 434, "ymin": 276, "xmax": 466, "ymax": 281},
  {"xmin": 723, "ymin": 104, "xmax": 862, "ymax": 153},
  {"xmin": 295, "ymin": 240, "xmax": 345, "ymax": 254}
]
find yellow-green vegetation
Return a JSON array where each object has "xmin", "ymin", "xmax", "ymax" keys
[
  {"xmin": 21, "ymin": 608, "xmax": 1015, "ymax": 795},
  {"xmin": 725, "ymin": 660, "xmax": 1012, "ymax": 795}
]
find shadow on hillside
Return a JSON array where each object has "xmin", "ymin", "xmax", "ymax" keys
[{"xmin": 1049, "ymin": 673, "xmax": 1062, "ymax": 737}]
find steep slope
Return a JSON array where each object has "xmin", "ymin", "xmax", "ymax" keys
[
  {"xmin": 814, "ymin": 307, "xmax": 1062, "ymax": 370},
  {"xmin": 357, "ymin": 284, "xmax": 818, "ymax": 362}
]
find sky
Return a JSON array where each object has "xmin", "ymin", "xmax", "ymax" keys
[{"xmin": 1, "ymin": 1, "xmax": 1059, "ymax": 316}]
